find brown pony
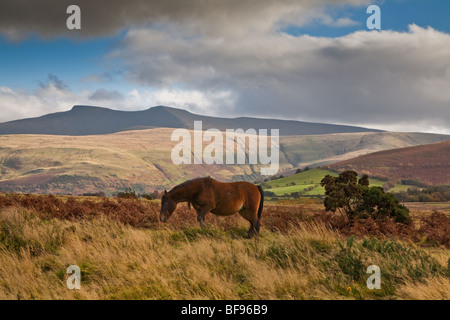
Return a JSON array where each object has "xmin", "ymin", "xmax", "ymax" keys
[{"xmin": 160, "ymin": 177, "xmax": 264, "ymax": 238}]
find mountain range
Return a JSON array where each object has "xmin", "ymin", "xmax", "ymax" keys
[
  {"xmin": 0, "ymin": 105, "xmax": 449, "ymax": 194},
  {"xmin": 0, "ymin": 105, "xmax": 382, "ymax": 136}
]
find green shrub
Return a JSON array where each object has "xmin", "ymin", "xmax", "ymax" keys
[{"xmin": 321, "ymin": 170, "xmax": 410, "ymax": 224}]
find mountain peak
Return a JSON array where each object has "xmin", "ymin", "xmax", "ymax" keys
[
  {"xmin": 150, "ymin": 105, "xmax": 170, "ymax": 110},
  {"xmin": 70, "ymin": 105, "xmax": 110, "ymax": 112},
  {"xmin": 149, "ymin": 105, "xmax": 192, "ymax": 113}
]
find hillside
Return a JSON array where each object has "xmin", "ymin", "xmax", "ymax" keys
[
  {"xmin": 0, "ymin": 128, "xmax": 274, "ymax": 194},
  {"xmin": 0, "ymin": 129, "xmax": 448, "ymax": 195},
  {"xmin": 280, "ymin": 131, "xmax": 450, "ymax": 169},
  {"xmin": 0, "ymin": 105, "xmax": 382, "ymax": 136},
  {"xmin": 327, "ymin": 139, "xmax": 450, "ymax": 185}
]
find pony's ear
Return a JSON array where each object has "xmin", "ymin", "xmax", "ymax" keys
[{"xmin": 164, "ymin": 189, "xmax": 168, "ymax": 196}]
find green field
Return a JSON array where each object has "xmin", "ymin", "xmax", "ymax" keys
[
  {"xmin": 264, "ymin": 168, "xmax": 417, "ymax": 197},
  {"xmin": 264, "ymin": 169, "xmax": 335, "ymax": 196}
]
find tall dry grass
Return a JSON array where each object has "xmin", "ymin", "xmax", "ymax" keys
[{"xmin": 0, "ymin": 205, "xmax": 448, "ymax": 300}]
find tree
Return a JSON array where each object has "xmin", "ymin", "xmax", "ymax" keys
[
  {"xmin": 321, "ymin": 170, "xmax": 363, "ymax": 220},
  {"xmin": 358, "ymin": 174, "xmax": 369, "ymax": 186},
  {"xmin": 321, "ymin": 170, "xmax": 410, "ymax": 224},
  {"xmin": 263, "ymin": 190, "xmax": 276, "ymax": 197},
  {"xmin": 290, "ymin": 192, "xmax": 301, "ymax": 199}
]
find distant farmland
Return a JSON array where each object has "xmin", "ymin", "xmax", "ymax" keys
[{"xmin": 263, "ymin": 169, "xmax": 418, "ymax": 197}]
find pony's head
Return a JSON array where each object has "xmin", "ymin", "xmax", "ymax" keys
[{"xmin": 160, "ymin": 190, "xmax": 177, "ymax": 222}]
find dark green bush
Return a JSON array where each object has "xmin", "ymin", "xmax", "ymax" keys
[{"xmin": 321, "ymin": 170, "xmax": 410, "ymax": 224}]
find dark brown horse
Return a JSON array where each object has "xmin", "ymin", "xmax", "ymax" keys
[{"xmin": 160, "ymin": 177, "xmax": 264, "ymax": 238}]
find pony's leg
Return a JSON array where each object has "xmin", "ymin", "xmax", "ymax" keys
[
  {"xmin": 196, "ymin": 209, "xmax": 209, "ymax": 228},
  {"xmin": 246, "ymin": 225, "xmax": 257, "ymax": 238},
  {"xmin": 239, "ymin": 209, "xmax": 259, "ymax": 238}
]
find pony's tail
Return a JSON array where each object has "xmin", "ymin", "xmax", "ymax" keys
[{"xmin": 256, "ymin": 185, "xmax": 264, "ymax": 232}]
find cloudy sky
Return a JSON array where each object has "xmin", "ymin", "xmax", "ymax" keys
[{"xmin": 1, "ymin": 0, "xmax": 450, "ymax": 133}]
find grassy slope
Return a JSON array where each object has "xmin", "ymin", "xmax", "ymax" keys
[
  {"xmin": 328, "ymin": 139, "xmax": 450, "ymax": 185},
  {"xmin": 0, "ymin": 129, "xmax": 274, "ymax": 194},
  {"xmin": 280, "ymin": 132, "xmax": 450, "ymax": 168},
  {"xmin": 0, "ymin": 130, "xmax": 447, "ymax": 194},
  {"xmin": 0, "ymin": 205, "xmax": 448, "ymax": 300}
]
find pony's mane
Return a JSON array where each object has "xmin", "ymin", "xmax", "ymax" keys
[{"xmin": 169, "ymin": 176, "xmax": 212, "ymax": 193}]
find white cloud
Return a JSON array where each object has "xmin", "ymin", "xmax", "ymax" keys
[
  {"xmin": 111, "ymin": 24, "xmax": 450, "ymax": 134},
  {"xmin": 4, "ymin": 23, "xmax": 450, "ymax": 134},
  {"xmin": 0, "ymin": 84, "xmax": 76, "ymax": 121},
  {"xmin": 333, "ymin": 17, "xmax": 359, "ymax": 27},
  {"xmin": 0, "ymin": 83, "xmax": 235, "ymax": 122}
]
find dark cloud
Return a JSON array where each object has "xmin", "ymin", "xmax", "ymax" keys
[
  {"xmin": 38, "ymin": 73, "xmax": 69, "ymax": 91},
  {"xmin": 0, "ymin": 0, "xmax": 366, "ymax": 40}
]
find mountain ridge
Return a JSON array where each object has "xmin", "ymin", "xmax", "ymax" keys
[{"xmin": 0, "ymin": 105, "xmax": 383, "ymax": 136}]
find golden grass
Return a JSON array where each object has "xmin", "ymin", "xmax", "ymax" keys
[
  {"xmin": 396, "ymin": 277, "xmax": 450, "ymax": 300},
  {"xmin": 0, "ymin": 206, "xmax": 448, "ymax": 300}
]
